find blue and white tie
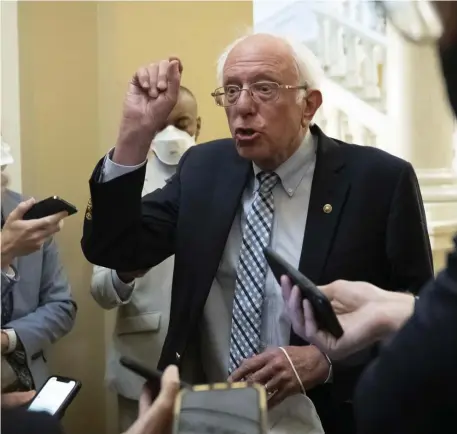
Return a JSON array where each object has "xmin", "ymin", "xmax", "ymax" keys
[{"xmin": 228, "ymin": 171, "xmax": 279, "ymax": 374}]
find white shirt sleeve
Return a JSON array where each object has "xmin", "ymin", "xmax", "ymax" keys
[{"xmin": 101, "ymin": 149, "xmax": 147, "ymax": 183}]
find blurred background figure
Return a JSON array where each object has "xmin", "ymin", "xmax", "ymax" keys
[{"xmin": 90, "ymin": 86, "xmax": 200, "ymax": 432}]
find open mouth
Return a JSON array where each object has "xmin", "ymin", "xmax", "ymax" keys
[{"xmin": 235, "ymin": 128, "xmax": 260, "ymax": 141}]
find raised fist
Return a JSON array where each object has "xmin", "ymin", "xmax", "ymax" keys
[{"xmin": 114, "ymin": 58, "xmax": 183, "ymax": 165}]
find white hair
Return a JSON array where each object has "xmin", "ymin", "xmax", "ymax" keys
[{"xmin": 216, "ymin": 32, "xmax": 324, "ymax": 91}]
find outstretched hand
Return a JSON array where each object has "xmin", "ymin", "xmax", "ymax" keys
[{"xmin": 281, "ymin": 277, "xmax": 415, "ymax": 360}]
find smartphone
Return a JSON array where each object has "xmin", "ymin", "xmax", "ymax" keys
[
  {"xmin": 264, "ymin": 247, "xmax": 344, "ymax": 339},
  {"xmin": 120, "ymin": 356, "xmax": 191, "ymax": 393},
  {"xmin": 27, "ymin": 376, "xmax": 81, "ymax": 418},
  {"xmin": 22, "ymin": 196, "xmax": 78, "ymax": 220},
  {"xmin": 173, "ymin": 383, "xmax": 267, "ymax": 434}
]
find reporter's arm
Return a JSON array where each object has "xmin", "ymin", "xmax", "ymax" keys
[
  {"xmin": 355, "ymin": 259, "xmax": 457, "ymax": 433},
  {"xmin": 5, "ymin": 238, "xmax": 76, "ymax": 359}
]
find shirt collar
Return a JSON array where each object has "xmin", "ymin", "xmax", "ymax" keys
[{"xmin": 253, "ymin": 130, "xmax": 316, "ymax": 197}]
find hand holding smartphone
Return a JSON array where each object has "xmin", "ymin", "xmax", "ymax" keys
[
  {"xmin": 22, "ymin": 196, "xmax": 78, "ymax": 220},
  {"xmin": 120, "ymin": 356, "xmax": 191, "ymax": 395},
  {"xmin": 120, "ymin": 357, "xmax": 268, "ymax": 434},
  {"xmin": 264, "ymin": 247, "xmax": 344, "ymax": 339},
  {"xmin": 27, "ymin": 376, "xmax": 81, "ymax": 419}
]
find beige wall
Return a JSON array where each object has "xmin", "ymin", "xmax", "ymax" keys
[
  {"xmin": 97, "ymin": 1, "xmax": 253, "ymax": 149},
  {"xmin": 18, "ymin": 2, "xmax": 103, "ymax": 434},
  {"xmin": 16, "ymin": 2, "xmax": 252, "ymax": 434}
]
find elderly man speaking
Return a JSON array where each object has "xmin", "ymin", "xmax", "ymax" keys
[{"xmin": 82, "ymin": 33, "xmax": 432, "ymax": 434}]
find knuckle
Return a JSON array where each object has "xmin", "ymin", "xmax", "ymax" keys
[{"xmin": 271, "ymin": 358, "xmax": 283, "ymax": 372}]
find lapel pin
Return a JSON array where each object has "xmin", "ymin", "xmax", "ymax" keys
[{"xmin": 323, "ymin": 204, "xmax": 332, "ymax": 214}]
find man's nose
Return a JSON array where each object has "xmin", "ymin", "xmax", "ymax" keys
[{"xmin": 236, "ymin": 89, "xmax": 256, "ymax": 115}]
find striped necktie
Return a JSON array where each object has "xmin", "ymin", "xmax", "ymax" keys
[{"xmin": 228, "ymin": 171, "xmax": 279, "ymax": 374}]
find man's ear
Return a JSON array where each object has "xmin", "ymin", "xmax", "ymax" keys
[
  {"xmin": 301, "ymin": 90, "xmax": 322, "ymax": 127},
  {"xmin": 195, "ymin": 116, "xmax": 202, "ymax": 142}
]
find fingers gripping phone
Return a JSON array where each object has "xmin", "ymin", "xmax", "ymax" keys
[
  {"xmin": 27, "ymin": 376, "xmax": 81, "ymax": 418},
  {"xmin": 22, "ymin": 196, "xmax": 78, "ymax": 220},
  {"xmin": 120, "ymin": 356, "xmax": 191, "ymax": 393},
  {"xmin": 173, "ymin": 383, "xmax": 268, "ymax": 434},
  {"xmin": 264, "ymin": 247, "xmax": 344, "ymax": 339}
]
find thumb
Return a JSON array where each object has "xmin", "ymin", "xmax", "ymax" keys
[
  {"xmin": 158, "ymin": 365, "xmax": 180, "ymax": 402},
  {"xmin": 303, "ymin": 299, "xmax": 318, "ymax": 337},
  {"xmin": 7, "ymin": 198, "xmax": 36, "ymax": 222},
  {"xmin": 167, "ymin": 60, "xmax": 181, "ymax": 99},
  {"xmin": 280, "ymin": 275, "xmax": 293, "ymax": 302},
  {"xmin": 2, "ymin": 390, "xmax": 36, "ymax": 408}
]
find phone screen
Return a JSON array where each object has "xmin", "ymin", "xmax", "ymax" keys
[{"xmin": 28, "ymin": 377, "xmax": 76, "ymax": 415}]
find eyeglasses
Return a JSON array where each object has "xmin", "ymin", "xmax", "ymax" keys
[
  {"xmin": 211, "ymin": 81, "xmax": 308, "ymax": 107},
  {"xmin": 376, "ymin": 0, "xmax": 443, "ymax": 44}
]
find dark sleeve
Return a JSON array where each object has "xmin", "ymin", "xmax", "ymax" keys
[
  {"xmin": 1, "ymin": 408, "xmax": 64, "ymax": 434},
  {"xmin": 386, "ymin": 162, "xmax": 434, "ymax": 293},
  {"xmin": 81, "ymin": 150, "xmax": 190, "ymax": 272},
  {"xmin": 354, "ymin": 240, "xmax": 457, "ymax": 434}
]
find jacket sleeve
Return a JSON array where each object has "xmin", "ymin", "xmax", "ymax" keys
[
  {"xmin": 90, "ymin": 265, "xmax": 135, "ymax": 310},
  {"xmin": 81, "ymin": 149, "xmax": 191, "ymax": 272},
  {"xmin": 386, "ymin": 162, "xmax": 434, "ymax": 293},
  {"xmin": 355, "ymin": 239, "xmax": 457, "ymax": 434},
  {"xmin": 6, "ymin": 238, "xmax": 77, "ymax": 359}
]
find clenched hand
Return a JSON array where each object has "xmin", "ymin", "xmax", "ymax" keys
[{"xmin": 114, "ymin": 58, "xmax": 183, "ymax": 166}]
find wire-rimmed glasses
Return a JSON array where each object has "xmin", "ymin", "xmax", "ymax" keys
[{"xmin": 211, "ymin": 81, "xmax": 308, "ymax": 107}]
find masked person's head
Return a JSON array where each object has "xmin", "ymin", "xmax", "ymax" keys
[
  {"xmin": 151, "ymin": 85, "xmax": 201, "ymax": 166},
  {"xmin": 379, "ymin": 1, "xmax": 457, "ymax": 116},
  {"xmin": 1, "ymin": 137, "xmax": 14, "ymax": 194}
]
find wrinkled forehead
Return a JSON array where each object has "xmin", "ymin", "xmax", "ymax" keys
[{"xmin": 223, "ymin": 35, "xmax": 300, "ymax": 85}]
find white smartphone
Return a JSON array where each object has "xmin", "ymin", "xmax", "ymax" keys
[{"xmin": 27, "ymin": 376, "xmax": 81, "ymax": 418}]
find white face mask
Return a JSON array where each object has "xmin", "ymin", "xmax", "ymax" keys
[
  {"xmin": 151, "ymin": 125, "xmax": 196, "ymax": 166},
  {"xmin": 0, "ymin": 137, "xmax": 14, "ymax": 166}
]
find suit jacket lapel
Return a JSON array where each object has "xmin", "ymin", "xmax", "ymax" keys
[
  {"xmin": 299, "ymin": 125, "xmax": 351, "ymax": 284},
  {"xmin": 197, "ymin": 144, "xmax": 252, "ymax": 291}
]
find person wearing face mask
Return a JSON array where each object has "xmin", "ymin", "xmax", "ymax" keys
[
  {"xmin": 89, "ymin": 85, "xmax": 200, "ymax": 433},
  {"xmin": 281, "ymin": 2, "xmax": 457, "ymax": 433}
]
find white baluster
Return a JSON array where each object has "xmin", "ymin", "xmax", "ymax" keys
[
  {"xmin": 331, "ymin": 25, "xmax": 347, "ymax": 77},
  {"xmin": 373, "ymin": 44, "xmax": 386, "ymax": 108},
  {"xmin": 361, "ymin": 40, "xmax": 380, "ymax": 100},
  {"xmin": 344, "ymin": 32, "xmax": 359, "ymax": 88},
  {"xmin": 327, "ymin": 20, "xmax": 340, "ymax": 77}
]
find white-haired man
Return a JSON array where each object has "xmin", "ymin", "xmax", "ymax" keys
[{"xmin": 81, "ymin": 34, "xmax": 432, "ymax": 434}]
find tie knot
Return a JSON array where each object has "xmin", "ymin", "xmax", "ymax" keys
[{"xmin": 257, "ymin": 171, "xmax": 279, "ymax": 194}]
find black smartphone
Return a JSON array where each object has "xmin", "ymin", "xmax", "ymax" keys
[
  {"xmin": 120, "ymin": 356, "xmax": 191, "ymax": 393},
  {"xmin": 22, "ymin": 196, "xmax": 78, "ymax": 220},
  {"xmin": 264, "ymin": 247, "xmax": 344, "ymax": 339},
  {"xmin": 27, "ymin": 375, "xmax": 81, "ymax": 419},
  {"xmin": 173, "ymin": 383, "xmax": 267, "ymax": 434}
]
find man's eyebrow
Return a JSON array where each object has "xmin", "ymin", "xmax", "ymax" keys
[{"xmin": 224, "ymin": 72, "xmax": 282, "ymax": 85}]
